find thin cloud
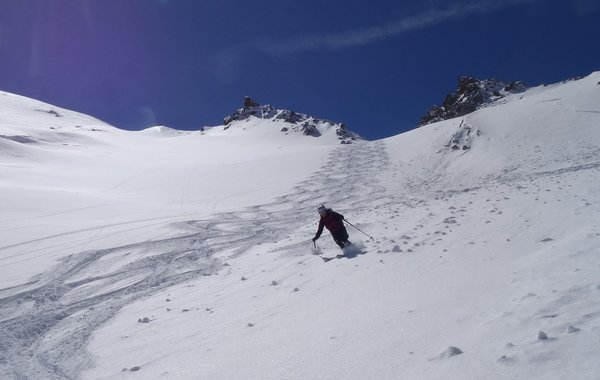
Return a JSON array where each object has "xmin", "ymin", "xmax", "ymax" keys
[{"xmin": 258, "ymin": 0, "xmax": 538, "ymax": 56}]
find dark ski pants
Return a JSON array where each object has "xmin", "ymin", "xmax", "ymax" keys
[{"xmin": 331, "ymin": 229, "xmax": 351, "ymax": 249}]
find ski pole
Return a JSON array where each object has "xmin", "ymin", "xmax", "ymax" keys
[
  {"xmin": 312, "ymin": 240, "xmax": 321, "ymax": 255},
  {"xmin": 343, "ymin": 219, "xmax": 374, "ymax": 240}
]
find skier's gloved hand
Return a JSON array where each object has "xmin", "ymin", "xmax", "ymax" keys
[{"xmin": 312, "ymin": 237, "xmax": 317, "ymax": 242}]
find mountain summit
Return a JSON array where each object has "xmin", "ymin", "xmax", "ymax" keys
[
  {"xmin": 419, "ymin": 76, "xmax": 527, "ymax": 126},
  {"xmin": 223, "ymin": 97, "xmax": 362, "ymax": 144}
]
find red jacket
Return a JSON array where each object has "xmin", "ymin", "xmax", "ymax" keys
[{"xmin": 314, "ymin": 209, "xmax": 345, "ymax": 239}]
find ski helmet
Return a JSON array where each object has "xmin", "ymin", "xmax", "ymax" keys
[{"xmin": 317, "ymin": 205, "xmax": 326, "ymax": 215}]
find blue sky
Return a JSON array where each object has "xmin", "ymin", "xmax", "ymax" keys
[{"xmin": 0, "ymin": 0, "xmax": 598, "ymax": 139}]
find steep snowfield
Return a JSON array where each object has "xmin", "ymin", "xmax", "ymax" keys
[{"xmin": 1, "ymin": 73, "xmax": 600, "ymax": 379}]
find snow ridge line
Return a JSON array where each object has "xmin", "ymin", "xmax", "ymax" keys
[{"xmin": 0, "ymin": 140, "xmax": 390, "ymax": 379}]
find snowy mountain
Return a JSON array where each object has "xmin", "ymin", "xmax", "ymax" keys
[
  {"xmin": 1, "ymin": 72, "xmax": 600, "ymax": 380},
  {"xmin": 419, "ymin": 76, "xmax": 527, "ymax": 126},
  {"xmin": 222, "ymin": 96, "xmax": 362, "ymax": 144}
]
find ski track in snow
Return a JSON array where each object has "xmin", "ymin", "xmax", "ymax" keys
[{"xmin": 0, "ymin": 141, "xmax": 390, "ymax": 379}]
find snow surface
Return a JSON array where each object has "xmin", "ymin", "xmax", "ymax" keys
[{"xmin": 1, "ymin": 73, "xmax": 600, "ymax": 379}]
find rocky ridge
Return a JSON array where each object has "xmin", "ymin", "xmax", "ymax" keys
[
  {"xmin": 419, "ymin": 76, "xmax": 527, "ymax": 126},
  {"xmin": 223, "ymin": 97, "xmax": 361, "ymax": 144}
]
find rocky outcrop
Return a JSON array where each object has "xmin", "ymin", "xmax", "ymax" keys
[
  {"xmin": 223, "ymin": 97, "xmax": 362, "ymax": 144},
  {"xmin": 223, "ymin": 97, "xmax": 277, "ymax": 125},
  {"xmin": 243, "ymin": 96, "xmax": 260, "ymax": 108},
  {"xmin": 419, "ymin": 76, "xmax": 527, "ymax": 126}
]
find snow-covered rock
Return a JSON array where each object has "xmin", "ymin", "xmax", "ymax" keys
[
  {"xmin": 223, "ymin": 96, "xmax": 362, "ymax": 143},
  {"xmin": 431, "ymin": 346, "xmax": 464, "ymax": 360},
  {"xmin": 419, "ymin": 76, "xmax": 527, "ymax": 126}
]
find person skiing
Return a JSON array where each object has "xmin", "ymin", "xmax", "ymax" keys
[{"xmin": 312, "ymin": 204, "xmax": 352, "ymax": 249}]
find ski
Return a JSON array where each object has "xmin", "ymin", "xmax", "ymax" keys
[
  {"xmin": 321, "ymin": 254, "xmax": 346, "ymax": 262},
  {"xmin": 320, "ymin": 249, "xmax": 366, "ymax": 262}
]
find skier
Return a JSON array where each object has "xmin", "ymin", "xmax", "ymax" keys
[{"xmin": 312, "ymin": 204, "xmax": 352, "ymax": 249}]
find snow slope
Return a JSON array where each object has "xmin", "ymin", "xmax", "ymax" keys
[
  {"xmin": 1, "ymin": 73, "xmax": 600, "ymax": 379},
  {"xmin": 0, "ymin": 93, "xmax": 338, "ymax": 289}
]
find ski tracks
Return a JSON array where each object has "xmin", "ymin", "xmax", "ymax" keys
[
  {"xmin": 0, "ymin": 233, "xmax": 222, "ymax": 379},
  {"xmin": 282, "ymin": 140, "xmax": 390, "ymax": 216},
  {"xmin": 0, "ymin": 140, "xmax": 390, "ymax": 379}
]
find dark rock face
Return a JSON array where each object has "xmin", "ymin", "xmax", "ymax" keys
[
  {"xmin": 419, "ymin": 76, "xmax": 527, "ymax": 126},
  {"xmin": 275, "ymin": 109, "xmax": 304, "ymax": 124},
  {"xmin": 223, "ymin": 97, "xmax": 276, "ymax": 125},
  {"xmin": 223, "ymin": 97, "xmax": 362, "ymax": 143},
  {"xmin": 243, "ymin": 96, "xmax": 260, "ymax": 108}
]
